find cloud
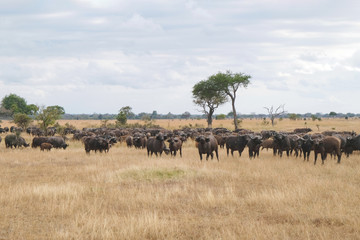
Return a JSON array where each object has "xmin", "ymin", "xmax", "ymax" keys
[{"xmin": 1, "ymin": 0, "xmax": 360, "ymax": 114}]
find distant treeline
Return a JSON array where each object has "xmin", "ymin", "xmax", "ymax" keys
[{"xmin": 60, "ymin": 112, "xmax": 360, "ymax": 120}]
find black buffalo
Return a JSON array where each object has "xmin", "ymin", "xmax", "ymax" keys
[
  {"xmin": 344, "ymin": 134, "xmax": 360, "ymax": 155},
  {"xmin": 225, "ymin": 135, "xmax": 249, "ymax": 157},
  {"xmin": 247, "ymin": 135, "xmax": 262, "ymax": 159},
  {"xmin": 289, "ymin": 134, "xmax": 302, "ymax": 157},
  {"xmin": 298, "ymin": 136, "xmax": 313, "ymax": 161},
  {"xmin": 133, "ymin": 133, "xmax": 147, "ymax": 149},
  {"xmin": 167, "ymin": 137, "xmax": 182, "ymax": 157},
  {"xmin": 125, "ymin": 135, "xmax": 133, "ymax": 148},
  {"xmin": 5, "ymin": 134, "xmax": 29, "ymax": 148},
  {"xmin": 47, "ymin": 136, "xmax": 69, "ymax": 149},
  {"xmin": 32, "ymin": 136, "xmax": 68, "ymax": 149},
  {"xmin": 214, "ymin": 134, "xmax": 227, "ymax": 149},
  {"xmin": 195, "ymin": 135, "xmax": 219, "ymax": 161},
  {"xmin": 147, "ymin": 133, "xmax": 168, "ymax": 157},
  {"xmin": 83, "ymin": 136, "xmax": 110, "ymax": 154},
  {"xmin": 273, "ymin": 133, "xmax": 291, "ymax": 157}
]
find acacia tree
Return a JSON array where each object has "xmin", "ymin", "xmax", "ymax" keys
[
  {"xmin": 36, "ymin": 105, "xmax": 65, "ymax": 134},
  {"xmin": 210, "ymin": 70, "xmax": 251, "ymax": 130},
  {"xmin": 192, "ymin": 78, "xmax": 227, "ymax": 128},
  {"xmin": 264, "ymin": 104, "xmax": 286, "ymax": 126}
]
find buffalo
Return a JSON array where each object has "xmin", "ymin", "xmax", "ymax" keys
[
  {"xmin": 214, "ymin": 134, "xmax": 227, "ymax": 149},
  {"xmin": 10, "ymin": 126, "xmax": 23, "ymax": 133},
  {"xmin": 40, "ymin": 143, "xmax": 53, "ymax": 151},
  {"xmin": 167, "ymin": 137, "xmax": 182, "ymax": 157},
  {"xmin": 195, "ymin": 134, "xmax": 219, "ymax": 161},
  {"xmin": 344, "ymin": 134, "xmax": 360, "ymax": 156},
  {"xmin": 273, "ymin": 133, "xmax": 291, "ymax": 157},
  {"xmin": 313, "ymin": 136, "xmax": 342, "ymax": 164},
  {"xmin": 225, "ymin": 135, "xmax": 249, "ymax": 157},
  {"xmin": 260, "ymin": 138, "xmax": 274, "ymax": 151},
  {"xmin": 26, "ymin": 126, "xmax": 45, "ymax": 136},
  {"xmin": 32, "ymin": 136, "xmax": 68, "ymax": 149},
  {"xmin": 298, "ymin": 136, "xmax": 313, "ymax": 161},
  {"xmin": 83, "ymin": 136, "xmax": 110, "ymax": 154},
  {"xmin": 247, "ymin": 135, "xmax": 262, "ymax": 159},
  {"xmin": 4, "ymin": 134, "xmax": 29, "ymax": 148},
  {"xmin": 47, "ymin": 136, "xmax": 68, "ymax": 149},
  {"xmin": 133, "ymin": 133, "xmax": 147, "ymax": 149},
  {"xmin": 125, "ymin": 135, "xmax": 133, "ymax": 148},
  {"xmin": 147, "ymin": 133, "xmax": 168, "ymax": 157},
  {"xmin": 289, "ymin": 134, "xmax": 302, "ymax": 157},
  {"xmin": 32, "ymin": 137, "xmax": 49, "ymax": 148}
]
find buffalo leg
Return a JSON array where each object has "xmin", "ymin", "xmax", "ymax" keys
[{"xmin": 337, "ymin": 153, "xmax": 341, "ymax": 164}]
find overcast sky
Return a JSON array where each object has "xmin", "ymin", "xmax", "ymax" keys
[{"xmin": 1, "ymin": 0, "xmax": 360, "ymax": 115}]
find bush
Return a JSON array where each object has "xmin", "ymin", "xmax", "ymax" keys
[
  {"xmin": 216, "ymin": 114, "xmax": 226, "ymax": 120},
  {"xmin": 13, "ymin": 113, "xmax": 33, "ymax": 129}
]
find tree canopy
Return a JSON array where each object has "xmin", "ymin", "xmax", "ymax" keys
[
  {"xmin": 116, "ymin": 106, "xmax": 134, "ymax": 125},
  {"xmin": 13, "ymin": 113, "xmax": 33, "ymax": 129},
  {"xmin": 1, "ymin": 93, "xmax": 37, "ymax": 115},
  {"xmin": 209, "ymin": 70, "xmax": 251, "ymax": 129},
  {"xmin": 192, "ymin": 78, "xmax": 227, "ymax": 128},
  {"xmin": 36, "ymin": 105, "xmax": 65, "ymax": 132}
]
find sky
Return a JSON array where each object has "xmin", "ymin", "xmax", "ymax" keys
[{"xmin": 1, "ymin": 0, "xmax": 360, "ymax": 115}]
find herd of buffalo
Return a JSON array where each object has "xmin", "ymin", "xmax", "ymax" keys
[{"xmin": 1, "ymin": 125, "xmax": 360, "ymax": 165}]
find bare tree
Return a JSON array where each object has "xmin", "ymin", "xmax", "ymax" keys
[{"xmin": 264, "ymin": 104, "xmax": 287, "ymax": 126}]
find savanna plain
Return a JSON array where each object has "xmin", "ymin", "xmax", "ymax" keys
[{"xmin": 0, "ymin": 118, "xmax": 359, "ymax": 240}]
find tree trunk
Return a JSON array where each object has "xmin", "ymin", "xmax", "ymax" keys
[
  {"xmin": 231, "ymin": 97, "xmax": 238, "ymax": 130},
  {"xmin": 207, "ymin": 109, "xmax": 214, "ymax": 128}
]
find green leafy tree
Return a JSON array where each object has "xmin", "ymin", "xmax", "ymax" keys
[
  {"xmin": 209, "ymin": 70, "xmax": 251, "ymax": 130},
  {"xmin": 13, "ymin": 113, "xmax": 33, "ymax": 129},
  {"xmin": 36, "ymin": 105, "xmax": 65, "ymax": 133},
  {"xmin": 1, "ymin": 94, "xmax": 29, "ymax": 115},
  {"xmin": 192, "ymin": 78, "xmax": 227, "ymax": 128},
  {"xmin": 1, "ymin": 94, "xmax": 38, "ymax": 117},
  {"xmin": 311, "ymin": 115, "xmax": 321, "ymax": 121},
  {"xmin": 288, "ymin": 113, "xmax": 300, "ymax": 121},
  {"xmin": 116, "ymin": 106, "xmax": 133, "ymax": 125},
  {"xmin": 181, "ymin": 111, "xmax": 191, "ymax": 119},
  {"xmin": 166, "ymin": 112, "xmax": 175, "ymax": 119},
  {"xmin": 216, "ymin": 114, "xmax": 226, "ymax": 120},
  {"xmin": 151, "ymin": 110, "xmax": 158, "ymax": 119},
  {"xmin": 329, "ymin": 111, "xmax": 337, "ymax": 117},
  {"xmin": 141, "ymin": 114, "xmax": 151, "ymax": 122},
  {"xmin": 26, "ymin": 104, "xmax": 39, "ymax": 115}
]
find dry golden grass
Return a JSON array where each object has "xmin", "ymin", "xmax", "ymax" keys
[
  {"xmin": 59, "ymin": 117, "xmax": 360, "ymax": 133},
  {"xmin": 0, "ymin": 119, "xmax": 360, "ymax": 239}
]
